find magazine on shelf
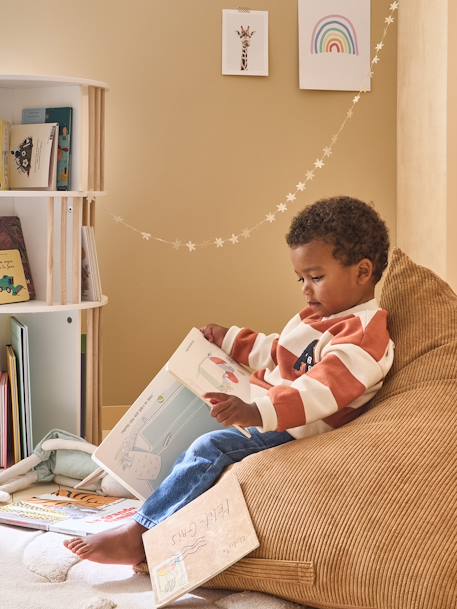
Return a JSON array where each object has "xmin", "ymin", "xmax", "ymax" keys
[
  {"xmin": 143, "ymin": 472, "xmax": 259, "ymax": 607},
  {"xmin": 0, "ymin": 488, "xmax": 141, "ymax": 536},
  {"xmin": 22, "ymin": 106, "xmax": 73, "ymax": 190},
  {"xmin": 8, "ymin": 122, "xmax": 58, "ymax": 189},
  {"xmin": 92, "ymin": 328, "xmax": 252, "ymax": 500},
  {"xmin": 0, "ymin": 216, "xmax": 35, "ymax": 299},
  {"xmin": 81, "ymin": 226, "xmax": 102, "ymax": 301}
]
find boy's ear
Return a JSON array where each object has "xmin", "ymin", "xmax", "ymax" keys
[{"xmin": 356, "ymin": 258, "xmax": 374, "ymax": 284}]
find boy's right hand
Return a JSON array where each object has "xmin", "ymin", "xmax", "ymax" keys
[{"xmin": 200, "ymin": 324, "xmax": 229, "ymax": 348}]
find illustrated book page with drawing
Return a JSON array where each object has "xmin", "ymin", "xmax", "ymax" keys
[
  {"xmin": 92, "ymin": 366, "xmax": 226, "ymax": 501},
  {"xmin": 143, "ymin": 472, "xmax": 259, "ymax": 607}
]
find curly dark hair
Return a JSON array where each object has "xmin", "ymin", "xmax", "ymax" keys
[{"xmin": 286, "ymin": 196, "xmax": 390, "ymax": 283}]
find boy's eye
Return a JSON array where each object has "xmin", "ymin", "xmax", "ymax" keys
[
  {"xmin": 297, "ymin": 277, "xmax": 304, "ymax": 283},
  {"xmin": 312, "ymin": 276, "xmax": 324, "ymax": 282}
]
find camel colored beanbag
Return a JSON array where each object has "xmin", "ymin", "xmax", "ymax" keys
[{"xmin": 204, "ymin": 249, "xmax": 457, "ymax": 609}]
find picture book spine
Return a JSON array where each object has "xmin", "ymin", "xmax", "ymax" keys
[{"xmin": 0, "ymin": 120, "xmax": 10, "ymax": 190}]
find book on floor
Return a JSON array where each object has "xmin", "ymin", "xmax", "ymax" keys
[
  {"xmin": 143, "ymin": 472, "xmax": 259, "ymax": 607},
  {"xmin": 22, "ymin": 107, "xmax": 73, "ymax": 190},
  {"xmin": 0, "ymin": 216, "xmax": 35, "ymax": 299},
  {"xmin": 8, "ymin": 122, "xmax": 58, "ymax": 189},
  {"xmin": 0, "ymin": 488, "xmax": 141, "ymax": 536},
  {"xmin": 91, "ymin": 328, "xmax": 253, "ymax": 501}
]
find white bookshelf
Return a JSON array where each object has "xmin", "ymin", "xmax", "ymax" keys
[{"xmin": 0, "ymin": 74, "xmax": 108, "ymax": 446}]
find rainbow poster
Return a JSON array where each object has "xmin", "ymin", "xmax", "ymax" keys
[{"xmin": 298, "ymin": 0, "xmax": 371, "ymax": 91}]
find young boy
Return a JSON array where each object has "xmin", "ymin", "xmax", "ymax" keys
[{"xmin": 65, "ymin": 195, "xmax": 394, "ymax": 565}]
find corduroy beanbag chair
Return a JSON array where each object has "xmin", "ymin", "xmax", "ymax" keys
[{"xmin": 204, "ymin": 248, "xmax": 457, "ymax": 609}]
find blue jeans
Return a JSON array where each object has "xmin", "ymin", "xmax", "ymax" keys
[{"xmin": 134, "ymin": 427, "xmax": 293, "ymax": 529}]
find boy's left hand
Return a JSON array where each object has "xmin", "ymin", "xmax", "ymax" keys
[{"xmin": 204, "ymin": 392, "xmax": 262, "ymax": 428}]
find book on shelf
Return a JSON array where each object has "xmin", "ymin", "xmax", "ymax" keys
[
  {"xmin": 22, "ymin": 107, "xmax": 73, "ymax": 191},
  {"xmin": 0, "ymin": 216, "xmax": 36, "ymax": 299},
  {"xmin": 143, "ymin": 472, "xmax": 259, "ymax": 608},
  {"xmin": 6, "ymin": 345, "xmax": 21, "ymax": 463},
  {"xmin": 0, "ymin": 120, "xmax": 10, "ymax": 190},
  {"xmin": 0, "ymin": 372, "xmax": 11, "ymax": 468},
  {"xmin": 0, "ymin": 249, "xmax": 30, "ymax": 305},
  {"xmin": 10, "ymin": 317, "xmax": 32, "ymax": 457},
  {"xmin": 0, "ymin": 488, "xmax": 141, "ymax": 536},
  {"xmin": 8, "ymin": 122, "xmax": 58, "ymax": 190},
  {"xmin": 91, "ymin": 328, "xmax": 251, "ymax": 501},
  {"xmin": 81, "ymin": 226, "xmax": 102, "ymax": 301}
]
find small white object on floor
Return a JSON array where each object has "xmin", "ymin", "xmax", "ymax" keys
[
  {"xmin": 80, "ymin": 598, "xmax": 117, "ymax": 609},
  {"xmin": 23, "ymin": 531, "xmax": 80, "ymax": 582},
  {"xmin": 215, "ymin": 591, "xmax": 305, "ymax": 609}
]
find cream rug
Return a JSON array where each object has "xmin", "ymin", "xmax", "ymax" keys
[{"xmin": 0, "ymin": 524, "xmax": 309, "ymax": 609}]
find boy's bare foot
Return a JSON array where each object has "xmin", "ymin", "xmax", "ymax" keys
[{"xmin": 63, "ymin": 521, "xmax": 147, "ymax": 564}]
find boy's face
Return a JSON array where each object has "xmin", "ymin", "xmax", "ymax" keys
[{"xmin": 290, "ymin": 239, "xmax": 375, "ymax": 317}]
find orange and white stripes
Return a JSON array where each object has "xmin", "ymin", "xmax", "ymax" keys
[{"xmin": 221, "ymin": 299, "xmax": 394, "ymax": 439}]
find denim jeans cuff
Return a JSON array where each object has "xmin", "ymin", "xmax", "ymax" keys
[{"xmin": 134, "ymin": 511, "xmax": 158, "ymax": 529}]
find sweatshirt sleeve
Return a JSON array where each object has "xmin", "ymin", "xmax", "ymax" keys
[
  {"xmin": 255, "ymin": 312, "xmax": 394, "ymax": 432},
  {"xmin": 221, "ymin": 326, "xmax": 280, "ymax": 371}
]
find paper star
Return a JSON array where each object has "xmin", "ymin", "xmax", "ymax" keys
[
  {"xmin": 323, "ymin": 146, "xmax": 333, "ymax": 158},
  {"xmin": 306, "ymin": 170, "xmax": 315, "ymax": 181},
  {"xmin": 172, "ymin": 239, "xmax": 182, "ymax": 250},
  {"xmin": 186, "ymin": 241, "xmax": 196, "ymax": 252},
  {"xmin": 241, "ymin": 228, "xmax": 251, "ymax": 239},
  {"xmin": 372, "ymin": 55, "xmax": 380, "ymax": 64},
  {"xmin": 370, "ymin": 70, "xmax": 375, "ymax": 78},
  {"xmin": 296, "ymin": 182, "xmax": 306, "ymax": 191},
  {"xmin": 390, "ymin": 1, "xmax": 399, "ymax": 10},
  {"xmin": 331, "ymin": 135, "xmax": 338, "ymax": 145},
  {"xmin": 286, "ymin": 193, "xmax": 296, "ymax": 202},
  {"xmin": 215, "ymin": 238, "xmax": 224, "ymax": 248},
  {"xmin": 141, "ymin": 232, "xmax": 151, "ymax": 240},
  {"xmin": 266, "ymin": 213, "xmax": 276, "ymax": 223},
  {"xmin": 277, "ymin": 203, "xmax": 288, "ymax": 213},
  {"xmin": 385, "ymin": 15, "xmax": 395, "ymax": 24},
  {"xmin": 113, "ymin": 216, "xmax": 123, "ymax": 223},
  {"xmin": 347, "ymin": 109, "xmax": 353, "ymax": 119},
  {"xmin": 229, "ymin": 234, "xmax": 239, "ymax": 244},
  {"xmin": 314, "ymin": 159, "xmax": 324, "ymax": 169},
  {"xmin": 376, "ymin": 42, "xmax": 385, "ymax": 51},
  {"xmin": 352, "ymin": 95, "xmax": 360, "ymax": 104}
]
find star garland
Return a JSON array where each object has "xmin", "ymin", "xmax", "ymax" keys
[{"xmin": 102, "ymin": 1, "xmax": 399, "ymax": 253}]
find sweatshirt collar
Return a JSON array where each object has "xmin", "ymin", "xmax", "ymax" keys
[{"xmin": 322, "ymin": 298, "xmax": 379, "ymax": 321}]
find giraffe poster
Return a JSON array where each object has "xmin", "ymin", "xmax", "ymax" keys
[
  {"xmin": 298, "ymin": 0, "xmax": 371, "ymax": 91},
  {"xmin": 222, "ymin": 10, "xmax": 269, "ymax": 77}
]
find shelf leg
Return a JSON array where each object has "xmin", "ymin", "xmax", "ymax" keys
[{"xmin": 46, "ymin": 198, "xmax": 55, "ymax": 305}]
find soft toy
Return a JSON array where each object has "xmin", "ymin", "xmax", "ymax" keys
[{"xmin": 0, "ymin": 429, "xmax": 133, "ymax": 503}]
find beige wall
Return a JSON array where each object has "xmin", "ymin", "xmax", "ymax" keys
[
  {"xmin": 0, "ymin": 1, "xmax": 397, "ymax": 406},
  {"xmin": 397, "ymin": 0, "xmax": 456, "ymax": 289}
]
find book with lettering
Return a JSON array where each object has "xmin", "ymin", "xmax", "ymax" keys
[
  {"xmin": 0, "ymin": 488, "xmax": 141, "ymax": 536},
  {"xmin": 8, "ymin": 122, "xmax": 58, "ymax": 189},
  {"xmin": 0, "ymin": 216, "xmax": 35, "ymax": 298},
  {"xmin": 0, "ymin": 120, "xmax": 10, "ymax": 190},
  {"xmin": 0, "ymin": 249, "xmax": 30, "ymax": 304},
  {"xmin": 22, "ymin": 107, "xmax": 73, "ymax": 190},
  {"xmin": 143, "ymin": 473, "xmax": 259, "ymax": 607}
]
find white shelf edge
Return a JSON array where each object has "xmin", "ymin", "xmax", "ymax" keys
[
  {"xmin": 0, "ymin": 74, "xmax": 109, "ymax": 89},
  {"xmin": 0, "ymin": 190, "xmax": 107, "ymax": 198},
  {"xmin": 0, "ymin": 295, "xmax": 108, "ymax": 314}
]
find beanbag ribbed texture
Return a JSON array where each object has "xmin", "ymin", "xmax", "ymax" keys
[{"xmin": 204, "ymin": 249, "xmax": 457, "ymax": 609}]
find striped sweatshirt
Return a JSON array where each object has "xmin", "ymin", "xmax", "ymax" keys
[{"xmin": 221, "ymin": 299, "xmax": 394, "ymax": 439}]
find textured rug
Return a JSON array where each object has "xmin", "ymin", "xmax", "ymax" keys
[{"xmin": 0, "ymin": 524, "xmax": 308, "ymax": 609}]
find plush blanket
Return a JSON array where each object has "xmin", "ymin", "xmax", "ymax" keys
[{"xmin": 0, "ymin": 524, "xmax": 308, "ymax": 609}]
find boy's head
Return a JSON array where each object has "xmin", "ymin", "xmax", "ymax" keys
[{"xmin": 286, "ymin": 196, "xmax": 390, "ymax": 316}]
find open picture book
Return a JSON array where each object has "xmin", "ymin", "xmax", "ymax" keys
[{"xmin": 92, "ymin": 327, "xmax": 253, "ymax": 500}]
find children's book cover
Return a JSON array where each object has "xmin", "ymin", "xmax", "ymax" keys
[
  {"xmin": 143, "ymin": 472, "xmax": 259, "ymax": 607},
  {"xmin": 0, "ymin": 249, "xmax": 30, "ymax": 304},
  {"xmin": 22, "ymin": 107, "xmax": 72, "ymax": 190},
  {"xmin": 0, "ymin": 216, "xmax": 35, "ymax": 298},
  {"xmin": 8, "ymin": 123, "xmax": 58, "ymax": 189}
]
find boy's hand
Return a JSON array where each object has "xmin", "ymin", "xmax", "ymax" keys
[
  {"xmin": 200, "ymin": 324, "xmax": 229, "ymax": 348},
  {"xmin": 204, "ymin": 392, "xmax": 262, "ymax": 428}
]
